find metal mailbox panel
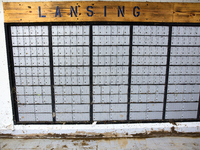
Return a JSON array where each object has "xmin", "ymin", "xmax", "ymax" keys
[
  {"xmin": 36, "ymin": 114, "xmax": 53, "ymax": 121},
  {"xmin": 56, "ymin": 113, "xmax": 73, "ymax": 121},
  {"xmin": 73, "ymin": 113, "xmax": 89, "ymax": 121},
  {"xmin": 165, "ymin": 111, "xmax": 197, "ymax": 119},
  {"xmin": 19, "ymin": 114, "xmax": 35, "ymax": 121}
]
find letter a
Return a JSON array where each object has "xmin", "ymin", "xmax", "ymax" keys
[{"xmin": 55, "ymin": 6, "xmax": 61, "ymax": 17}]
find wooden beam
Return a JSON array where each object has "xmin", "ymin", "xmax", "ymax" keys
[{"xmin": 3, "ymin": 1, "xmax": 200, "ymax": 23}]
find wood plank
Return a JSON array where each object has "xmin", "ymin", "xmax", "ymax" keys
[
  {"xmin": 3, "ymin": 1, "xmax": 174, "ymax": 23},
  {"xmin": 173, "ymin": 3, "xmax": 200, "ymax": 23}
]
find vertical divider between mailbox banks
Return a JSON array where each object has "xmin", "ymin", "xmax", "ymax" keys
[
  {"xmin": 48, "ymin": 25, "xmax": 56, "ymax": 122},
  {"xmin": 5, "ymin": 24, "xmax": 19, "ymax": 124},
  {"xmin": 197, "ymin": 90, "xmax": 200, "ymax": 119},
  {"xmin": 127, "ymin": 25, "xmax": 133, "ymax": 121},
  {"xmin": 90, "ymin": 25, "xmax": 93, "ymax": 123},
  {"xmin": 162, "ymin": 26, "xmax": 172, "ymax": 120}
]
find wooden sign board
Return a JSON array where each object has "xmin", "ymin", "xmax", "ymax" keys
[{"xmin": 3, "ymin": 1, "xmax": 200, "ymax": 23}]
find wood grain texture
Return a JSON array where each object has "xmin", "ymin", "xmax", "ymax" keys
[
  {"xmin": 173, "ymin": 3, "xmax": 200, "ymax": 23},
  {"xmin": 3, "ymin": 1, "xmax": 200, "ymax": 23}
]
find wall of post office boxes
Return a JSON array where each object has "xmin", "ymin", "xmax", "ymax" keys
[{"xmin": 6, "ymin": 23, "xmax": 200, "ymax": 124}]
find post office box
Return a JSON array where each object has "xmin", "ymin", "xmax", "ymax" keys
[
  {"xmin": 81, "ymin": 86, "xmax": 89, "ymax": 94},
  {"xmin": 98, "ymin": 26, "xmax": 104, "ymax": 35},
  {"xmin": 99, "ymin": 36, "xmax": 105, "ymax": 45},
  {"xmin": 122, "ymin": 56, "xmax": 129, "ymax": 65},
  {"xmin": 116, "ymin": 67, "xmax": 122, "ymax": 75},
  {"xmin": 42, "ymin": 86, "xmax": 51, "ymax": 94},
  {"xmin": 63, "ymin": 57, "xmax": 70, "ymax": 65},
  {"xmin": 33, "ymin": 86, "xmax": 41, "ymax": 94},
  {"xmin": 35, "ymin": 26, "xmax": 42, "ymax": 35},
  {"xmin": 56, "ymin": 105, "xmax": 72, "ymax": 113},
  {"xmin": 83, "ymin": 26, "xmax": 89, "ymax": 35},
  {"xmin": 93, "ymin": 26, "xmax": 98, "ymax": 35},
  {"xmin": 123, "ymin": 26, "xmax": 130, "ymax": 35},
  {"xmin": 130, "ymin": 112, "xmax": 146, "ymax": 120},
  {"xmin": 36, "ymin": 57, "xmax": 43, "ymax": 66},
  {"xmin": 110, "ymin": 104, "xmax": 127, "ymax": 113},
  {"xmin": 59, "ymin": 77, "xmax": 65, "ymax": 85},
  {"xmin": 139, "ymin": 85, "xmax": 147, "ymax": 94},
  {"xmin": 36, "ymin": 37, "xmax": 42, "ymax": 46},
  {"xmin": 62, "ymin": 95, "xmax": 72, "ymax": 104},
  {"xmin": 16, "ymin": 26, "xmax": 23, "ymax": 36},
  {"xmin": 71, "ymin": 77, "xmax": 77, "ymax": 85},
  {"xmin": 110, "ymin": 36, "xmax": 117, "ymax": 45},
  {"xmin": 110, "ymin": 56, "xmax": 117, "ymax": 65},
  {"xmin": 25, "ymin": 57, "xmax": 31, "ymax": 66},
  {"xmin": 17, "ymin": 47, "xmax": 24, "ymax": 56},
  {"xmin": 82, "ymin": 47, "xmax": 89, "ymax": 56},
  {"xmin": 80, "ymin": 95, "xmax": 90, "ymax": 103},
  {"xmin": 44, "ymin": 77, "xmax": 50, "ymax": 85},
  {"xmin": 16, "ymin": 37, "xmax": 23, "ymax": 46},
  {"xmin": 101, "ymin": 86, "xmax": 109, "ymax": 94},
  {"xmin": 122, "ymin": 76, "xmax": 128, "ymax": 84},
  {"xmin": 52, "ymin": 26, "xmax": 57, "ymax": 35},
  {"xmin": 18, "ymin": 105, "xmax": 35, "ymax": 113},
  {"xmin": 101, "ymin": 95, "xmax": 110, "ymax": 103},
  {"xmin": 75, "ymin": 36, "xmax": 82, "ymax": 45},
  {"xmin": 70, "ymin": 57, "xmax": 76, "ymax": 65},
  {"xmin": 104, "ymin": 76, "xmax": 110, "ymax": 84},
  {"xmin": 24, "ymin": 86, "xmax": 33, "ymax": 95},
  {"xmin": 25, "ymin": 96, "xmax": 34, "ymax": 103},
  {"xmin": 18, "ymin": 57, "xmax": 25, "ymax": 66},
  {"xmin": 122, "ymin": 46, "xmax": 129, "ymax": 55},
  {"xmin": 23, "ymin": 37, "xmax": 29, "ymax": 46},
  {"xmin": 61, "ymin": 86, "xmax": 71, "ymax": 95},
  {"xmin": 54, "ymin": 77, "xmax": 59, "ymax": 85},
  {"xmin": 41, "ymin": 26, "xmax": 48, "ymax": 35},
  {"xmin": 93, "ymin": 57, "xmax": 99, "ymax": 65},
  {"xmin": 147, "ymin": 103, "xmax": 163, "ymax": 111},
  {"xmin": 117, "ymin": 36, "xmax": 123, "ymax": 45},
  {"xmin": 110, "ymin": 67, "xmax": 116, "ymax": 75},
  {"xmin": 56, "ymin": 113, "xmax": 72, "ymax": 121},
  {"xmin": 83, "ymin": 57, "xmax": 89, "ymax": 65},
  {"xmin": 93, "ymin": 95, "xmax": 101, "ymax": 103},
  {"xmin": 110, "ymin": 86, "xmax": 118, "ymax": 94},
  {"xmin": 110, "ymin": 76, "xmax": 116, "ymax": 84},
  {"xmin": 42, "ymin": 37, "xmax": 48, "ymax": 46},
  {"xmin": 93, "ymin": 104, "xmax": 109, "ymax": 112},
  {"xmin": 71, "ymin": 86, "xmax": 80, "ymax": 95},
  {"xmin": 56, "ymin": 26, "xmax": 63, "ymax": 35},
  {"xmin": 105, "ymin": 36, "xmax": 110, "ymax": 45},
  {"xmin": 29, "ymin": 37, "xmax": 36, "ymax": 46},
  {"xmin": 17, "ymin": 96, "xmax": 25, "ymax": 104},
  {"xmin": 123, "ymin": 36, "xmax": 129, "ymax": 45},
  {"xmin": 69, "ymin": 26, "xmax": 76, "ymax": 35},
  {"xmin": 34, "ymin": 96, "xmax": 43, "ymax": 104},
  {"xmin": 98, "ymin": 57, "xmax": 104, "ymax": 65},
  {"xmin": 111, "ymin": 26, "xmax": 117, "ymax": 35},
  {"xmin": 76, "ymin": 57, "xmax": 83, "ymax": 65},
  {"xmin": 63, "ymin": 26, "xmax": 70, "ymax": 35},
  {"xmin": 110, "ymin": 113, "xmax": 126, "ymax": 120},
  {"xmin": 63, "ymin": 36, "xmax": 70, "ymax": 45},
  {"xmin": 20, "ymin": 77, "xmax": 27, "ymax": 85},
  {"xmin": 130, "ymin": 104, "xmax": 146, "ymax": 112},
  {"xmin": 13, "ymin": 47, "xmax": 19, "ymax": 56},
  {"xmin": 119, "ymin": 85, "xmax": 128, "ymax": 94},
  {"xmin": 92, "ymin": 36, "xmax": 98, "ymax": 45},
  {"xmin": 118, "ymin": 95, "xmax": 127, "ymax": 103},
  {"xmin": 76, "ymin": 47, "xmax": 82, "ymax": 56},
  {"xmin": 72, "ymin": 95, "xmax": 81, "ymax": 103},
  {"xmin": 93, "ymin": 113, "xmax": 109, "ymax": 121},
  {"xmin": 131, "ymin": 85, "xmax": 138, "ymax": 94},
  {"xmin": 73, "ymin": 113, "xmax": 89, "ymax": 121},
  {"xmin": 54, "ymin": 86, "xmax": 62, "ymax": 94},
  {"xmin": 11, "ymin": 26, "xmax": 17, "ymax": 36},
  {"xmin": 35, "ymin": 105, "xmax": 52, "ymax": 113},
  {"xmin": 72, "ymin": 104, "xmax": 90, "ymax": 113}
]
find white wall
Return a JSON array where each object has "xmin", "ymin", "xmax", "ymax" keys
[{"xmin": 0, "ymin": 0, "xmax": 200, "ymax": 137}]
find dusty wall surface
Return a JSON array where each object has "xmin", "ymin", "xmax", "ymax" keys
[{"xmin": 0, "ymin": 0, "xmax": 200, "ymax": 138}]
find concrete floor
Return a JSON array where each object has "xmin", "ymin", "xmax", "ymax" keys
[{"xmin": 0, "ymin": 137, "xmax": 200, "ymax": 150}]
